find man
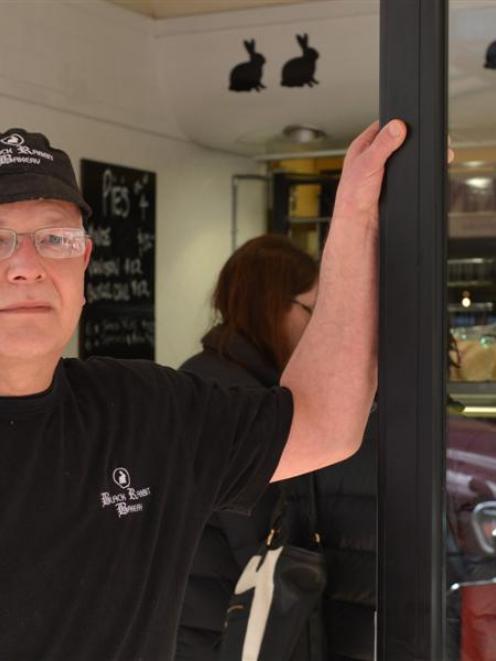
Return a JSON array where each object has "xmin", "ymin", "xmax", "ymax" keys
[{"xmin": 0, "ymin": 121, "xmax": 406, "ymax": 660}]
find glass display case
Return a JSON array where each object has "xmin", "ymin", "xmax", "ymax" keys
[
  {"xmin": 447, "ymin": 162, "xmax": 496, "ymax": 660},
  {"xmin": 448, "ymin": 163, "xmax": 496, "ymax": 402}
]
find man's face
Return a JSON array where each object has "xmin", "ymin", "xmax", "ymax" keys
[{"xmin": 0, "ymin": 199, "xmax": 92, "ymax": 361}]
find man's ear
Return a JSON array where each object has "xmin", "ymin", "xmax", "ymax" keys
[{"xmin": 83, "ymin": 238, "xmax": 93, "ymax": 270}]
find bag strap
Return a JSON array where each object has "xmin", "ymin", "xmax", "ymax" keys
[
  {"xmin": 265, "ymin": 484, "xmax": 287, "ymax": 547},
  {"xmin": 302, "ymin": 472, "xmax": 322, "ymax": 548},
  {"xmin": 306, "ymin": 472, "xmax": 320, "ymax": 541},
  {"xmin": 266, "ymin": 473, "xmax": 321, "ymax": 549}
]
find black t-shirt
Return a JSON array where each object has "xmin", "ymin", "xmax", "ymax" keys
[{"xmin": 0, "ymin": 357, "xmax": 293, "ymax": 661}]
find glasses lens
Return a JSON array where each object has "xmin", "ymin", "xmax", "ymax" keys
[
  {"xmin": 35, "ymin": 228, "xmax": 87, "ymax": 259},
  {"xmin": 0, "ymin": 229, "xmax": 15, "ymax": 261}
]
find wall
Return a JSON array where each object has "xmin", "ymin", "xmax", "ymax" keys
[
  {"xmin": 0, "ymin": 1, "xmax": 261, "ymax": 368},
  {"xmin": 0, "ymin": 0, "xmax": 183, "ymax": 140}
]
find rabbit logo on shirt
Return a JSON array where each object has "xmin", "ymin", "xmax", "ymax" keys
[{"xmin": 113, "ymin": 467, "xmax": 131, "ymax": 489}]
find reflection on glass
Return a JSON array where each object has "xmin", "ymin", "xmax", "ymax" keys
[
  {"xmin": 446, "ymin": 410, "xmax": 496, "ymax": 660},
  {"xmin": 448, "ymin": 165, "xmax": 496, "ymax": 346},
  {"xmin": 446, "ymin": 72, "xmax": 496, "ymax": 657}
]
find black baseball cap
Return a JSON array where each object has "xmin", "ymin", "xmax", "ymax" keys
[{"xmin": 0, "ymin": 128, "xmax": 92, "ymax": 219}]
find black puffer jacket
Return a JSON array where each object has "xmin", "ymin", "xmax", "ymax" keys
[{"xmin": 175, "ymin": 328, "xmax": 377, "ymax": 661}]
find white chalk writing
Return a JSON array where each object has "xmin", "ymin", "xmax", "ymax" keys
[{"xmin": 102, "ymin": 168, "xmax": 130, "ymax": 219}]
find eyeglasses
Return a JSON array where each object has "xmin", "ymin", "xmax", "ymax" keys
[
  {"xmin": 291, "ymin": 299, "xmax": 314, "ymax": 315},
  {"xmin": 0, "ymin": 227, "xmax": 89, "ymax": 261}
]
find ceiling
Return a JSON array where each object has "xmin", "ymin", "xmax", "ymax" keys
[
  {"xmin": 102, "ymin": 0, "xmax": 496, "ymax": 153},
  {"xmin": 107, "ymin": 0, "xmax": 326, "ymax": 20}
]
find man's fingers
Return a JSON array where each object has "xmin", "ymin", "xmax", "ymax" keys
[
  {"xmin": 345, "ymin": 121, "xmax": 380, "ymax": 162},
  {"xmin": 448, "ymin": 136, "xmax": 455, "ymax": 164},
  {"xmin": 365, "ymin": 120, "xmax": 407, "ymax": 171}
]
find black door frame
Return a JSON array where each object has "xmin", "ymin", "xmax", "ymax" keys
[{"xmin": 378, "ymin": 1, "xmax": 448, "ymax": 659}]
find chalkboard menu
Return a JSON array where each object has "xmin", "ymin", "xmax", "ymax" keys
[{"xmin": 80, "ymin": 159, "xmax": 156, "ymax": 360}]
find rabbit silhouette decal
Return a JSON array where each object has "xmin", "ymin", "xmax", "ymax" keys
[
  {"xmin": 281, "ymin": 34, "xmax": 320, "ymax": 87},
  {"xmin": 229, "ymin": 39, "xmax": 266, "ymax": 92},
  {"xmin": 485, "ymin": 40, "xmax": 496, "ymax": 69}
]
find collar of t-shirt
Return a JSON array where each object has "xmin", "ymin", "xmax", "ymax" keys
[{"xmin": 0, "ymin": 360, "xmax": 63, "ymax": 418}]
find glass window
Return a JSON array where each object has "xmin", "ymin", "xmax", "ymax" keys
[{"xmin": 446, "ymin": 3, "xmax": 496, "ymax": 658}]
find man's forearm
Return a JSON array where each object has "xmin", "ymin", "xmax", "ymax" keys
[
  {"xmin": 277, "ymin": 214, "xmax": 378, "ymax": 480},
  {"xmin": 272, "ymin": 120, "xmax": 407, "ymax": 482}
]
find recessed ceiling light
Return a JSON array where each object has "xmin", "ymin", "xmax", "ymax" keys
[
  {"xmin": 461, "ymin": 291, "xmax": 471, "ymax": 308},
  {"xmin": 282, "ymin": 125, "xmax": 327, "ymax": 144},
  {"xmin": 467, "ymin": 177, "xmax": 492, "ymax": 190}
]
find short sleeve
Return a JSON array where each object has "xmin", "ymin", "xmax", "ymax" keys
[{"xmin": 162, "ymin": 368, "xmax": 293, "ymax": 514}]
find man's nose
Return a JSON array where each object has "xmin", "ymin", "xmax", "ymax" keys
[{"xmin": 4, "ymin": 235, "xmax": 47, "ymax": 283}]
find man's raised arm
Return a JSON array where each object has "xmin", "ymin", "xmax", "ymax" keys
[{"xmin": 272, "ymin": 120, "xmax": 407, "ymax": 482}]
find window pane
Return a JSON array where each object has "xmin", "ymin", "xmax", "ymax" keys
[{"xmin": 447, "ymin": 3, "xmax": 496, "ymax": 658}]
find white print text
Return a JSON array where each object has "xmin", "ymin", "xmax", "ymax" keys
[{"xmin": 101, "ymin": 485, "xmax": 151, "ymax": 518}]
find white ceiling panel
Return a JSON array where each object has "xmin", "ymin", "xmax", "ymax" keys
[
  {"xmin": 107, "ymin": 0, "xmax": 326, "ymax": 20},
  {"xmin": 101, "ymin": 0, "xmax": 496, "ymax": 151}
]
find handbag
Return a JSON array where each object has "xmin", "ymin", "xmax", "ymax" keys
[{"xmin": 219, "ymin": 473, "xmax": 327, "ymax": 661}]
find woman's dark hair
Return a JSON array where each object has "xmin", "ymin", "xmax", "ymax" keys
[{"xmin": 211, "ymin": 234, "xmax": 318, "ymax": 369}]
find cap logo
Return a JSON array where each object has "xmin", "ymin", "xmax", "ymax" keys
[
  {"xmin": 1, "ymin": 133, "xmax": 25, "ymax": 147},
  {"xmin": 0, "ymin": 132, "xmax": 54, "ymax": 168}
]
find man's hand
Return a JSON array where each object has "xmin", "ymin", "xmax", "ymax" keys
[{"xmin": 332, "ymin": 120, "xmax": 407, "ymax": 229}]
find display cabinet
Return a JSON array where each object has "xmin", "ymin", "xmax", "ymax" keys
[
  {"xmin": 447, "ymin": 163, "xmax": 496, "ymax": 392},
  {"xmin": 268, "ymin": 165, "xmax": 341, "ymax": 259}
]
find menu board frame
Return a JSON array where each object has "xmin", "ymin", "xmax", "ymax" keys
[{"xmin": 79, "ymin": 159, "xmax": 156, "ymax": 360}]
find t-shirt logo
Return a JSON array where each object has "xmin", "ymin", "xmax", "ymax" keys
[
  {"xmin": 113, "ymin": 467, "xmax": 131, "ymax": 489},
  {"xmin": 102, "ymin": 468, "xmax": 151, "ymax": 518}
]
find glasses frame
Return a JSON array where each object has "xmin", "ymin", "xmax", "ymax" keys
[
  {"xmin": 291, "ymin": 299, "xmax": 314, "ymax": 315},
  {"xmin": 0, "ymin": 227, "xmax": 90, "ymax": 261}
]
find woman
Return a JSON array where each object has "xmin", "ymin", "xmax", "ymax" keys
[{"xmin": 175, "ymin": 235, "xmax": 377, "ymax": 661}]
